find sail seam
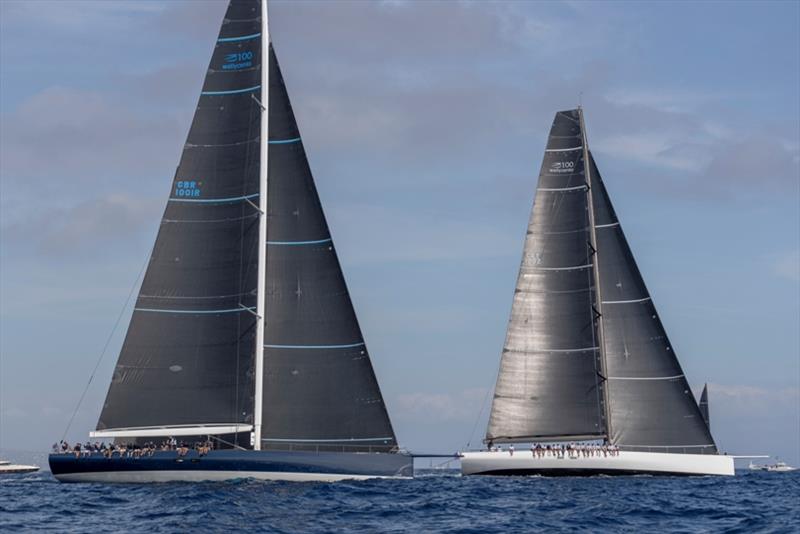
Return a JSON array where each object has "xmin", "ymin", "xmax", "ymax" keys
[
  {"xmin": 201, "ymin": 85, "xmax": 261, "ymax": 96},
  {"xmin": 185, "ymin": 138, "xmax": 259, "ymax": 148},
  {"xmin": 607, "ymin": 374, "xmax": 685, "ymax": 381},
  {"xmin": 264, "ymin": 342, "xmax": 365, "ymax": 350},
  {"xmin": 602, "ymin": 297, "xmax": 651, "ymax": 304},
  {"xmin": 266, "ymin": 238, "xmax": 332, "ymax": 246},
  {"xmin": 268, "ymin": 137, "xmax": 301, "ymax": 144},
  {"xmin": 595, "ymin": 222, "xmax": 620, "ymax": 228},
  {"xmin": 545, "ymin": 146, "xmax": 583, "ymax": 152},
  {"xmin": 217, "ymin": 32, "xmax": 262, "ymax": 43},
  {"xmin": 525, "ymin": 263, "xmax": 593, "ymax": 272},
  {"xmin": 134, "ymin": 306, "xmax": 257, "ymax": 314},
  {"xmin": 504, "ymin": 346, "xmax": 599, "ymax": 354},
  {"xmin": 162, "ymin": 214, "xmax": 259, "ymax": 223},
  {"xmin": 169, "ymin": 193, "xmax": 259, "ymax": 204},
  {"xmin": 538, "ymin": 185, "xmax": 587, "ymax": 192}
]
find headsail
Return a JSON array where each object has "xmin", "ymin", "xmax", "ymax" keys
[
  {"xmin": 486, "ymin": 110, "xmax": 606, "ymax": 443},
  {"xmin": 699, "ymin": 383, "xmax": 710, "ymax": 428},
  {"xmin": 589, "ymin": 151, "xmax": 717, "ymax": 454},
  {"xmin": 260, "ymin": 45, "xmax": 397, "ymax": 452},
  {"xmin": 97, "ymin": 0, "xmax": 263, "ymax": 433}
]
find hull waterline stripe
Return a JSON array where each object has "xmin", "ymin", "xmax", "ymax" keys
[
  {"xmin": 268, "ymin": 137, "xmax": 302, "ymax": 144},
  {"xmin": 169, "ymin": 193, "xmax": 259, "ymax": 204},
  {"xmin": 261, "ymin": 436, "xmax": 393, "ymax": 443},
  {"xmin": 264, "ymin": 342, "xmax": 365, "ymax": 350},
  {"xmin": 602, "ymin": 297, "xmax": 651, "ymax": 304},
  {"xmin": 596, "ymin": 222, "xmax": 620, "ymax": 228},
  {"xmin": 267, "ymin": 238, "xmax": 332, "ymax": 246},
  {"xmin": 217, "ymin": 32, "xmax": 261, "ymax": 42},
  {"xmin": 607, "ymin": 374, "xmax": 685, "ymax": 381},
  {"xmin": 135, "ymin": 306, "xmax": 257, "ymax": 314},
  {"xmin": 538, "ymin": 185, "xmax": 587, "ymax": 192},
  {"xmin": 526, "ymin": 263, "xmax": 593, "ymax": 272},
  {"xmin": 545, "ymin": 146, "xmax": 583, "ymax": 152},
  {"xmin": 201, "ymin": 85, "xmax": 261, "ymax": 96}
]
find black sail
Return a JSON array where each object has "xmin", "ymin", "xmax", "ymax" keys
[
  {"xmin": 486, "ymin": 110, "xmax": 606, "ymax": 443},
  {"xmin": 589, "ymin": 152, "xmax": 717, "ymax": 453},
  {"xmin": 259, "ymin": 45, "xmax": 398, "ymax": 452},
  {"xmin": 699, "ymin": 383, "xmax": 710, "ymax": 428},
  {"xmin": 97, "ymin": 0, "xmax": 263, "ymax": 432}
]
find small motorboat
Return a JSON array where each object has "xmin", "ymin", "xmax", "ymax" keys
[
  {"xmin": 766, "ymin": 461, "xmax": 796, "ymax": 472},
  {"xmin": 748, "ymin": 460, "xmax": 796, "ymax": 472},
  {"xmin": 0, "ymin": 460, "xmax": 40, "ymax": 475}
]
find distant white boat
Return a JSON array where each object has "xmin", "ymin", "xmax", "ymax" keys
[
  {"xmin": 748, "ymin": 460, "xmax": 796, "ymax": 472},
  {"xmin": 767, "ymin": 461, "xmax": 796, "ymax": 472},
  {"xmin": 0, "ymin": 460, "xmax": 40, "ymax": 475}
]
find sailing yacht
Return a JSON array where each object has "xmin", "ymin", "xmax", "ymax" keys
[
  {"xmin": 460, "ymin": 109, "xmax": 734, "ymax": 476},
  {"xmin": 49, "ymin": 0, "xmax": 411, "ymax": 482}
]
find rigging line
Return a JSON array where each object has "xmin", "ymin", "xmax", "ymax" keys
[
  {"xmin": 60, "ymin": 251, "xmax": 151, "ymax": 442},
  {"xmin": 465, "ymin": 384, "xmax": 493, "ymax": 451}
]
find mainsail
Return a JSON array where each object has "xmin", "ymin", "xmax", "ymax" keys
[
  {"xmin": 97, "ymin": 0, "xmax": 262, "ymax": 433},
  {"xmin": 97, "ymin": 0, "xmax": 397, "ymax": 451},
  {"xmin": 486, "ymin": 110, "xmax": 606, "ymax": 443},
  {"xmin": 486, "ymin": 108, "xmax": 718, "ymax": 454}
]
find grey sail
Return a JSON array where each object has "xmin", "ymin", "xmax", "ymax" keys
[
  {"xmin": 699, "ymin": 383, "xmax": 710, "ymax": 428},
  {"xmin": 259, "ymin": 45, "xmax": 398, "ymax": 452},
  {"xmin": 97, "ymin": 0, "xmax": 263, "ymax": 432},
  {"xmin": 486, "ymin": 109, "xmax": 606, "ymax": 443},
  {"xmin": 589, "ymin": 151, "xmax": 717, "ymax": 453}
]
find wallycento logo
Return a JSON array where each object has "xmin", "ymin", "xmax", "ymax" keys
[
  {"xmin": 223, "ymin": 50, "xmax": 253, "ymax": 71},
  {"xmin": 550, "ymin": 160, "xmax": 575, "ymax": 174},
  {"xmin": 175, "ymin": 180, "xmax": 201, "ymax": 198}
]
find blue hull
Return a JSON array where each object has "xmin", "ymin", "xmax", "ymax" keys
[{"xmin": 49, "ymin": 449, "xmax": 412, "ymax": 483}]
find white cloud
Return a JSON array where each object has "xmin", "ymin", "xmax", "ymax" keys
[{"xmin": 772, "ymin": 250, "xmax": 800, "ymax": 283}]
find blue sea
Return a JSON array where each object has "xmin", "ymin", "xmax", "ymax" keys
[{"xmin": 1, "ymin": 457, "xmax": 798, "ymax": 532}]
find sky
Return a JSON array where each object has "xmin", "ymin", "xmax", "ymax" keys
[{"xmin": 0, "ymin": 0, "xmax": 798, "ymax": 467}]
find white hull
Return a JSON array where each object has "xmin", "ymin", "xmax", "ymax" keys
[
  {"xmin": 461, "ymin": 450, "xmax": 734, "ymax": 476},
  {"xmin": 54, "ymin": 470, "xmax": 407, "ymax": 483},
  {"xmin": 0, "ymin": 464, "xmax": 40, "ymax": 475}
]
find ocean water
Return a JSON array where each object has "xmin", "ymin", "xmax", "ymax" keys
[{"xmin": 1, "ymin": 464, "xmax": 798, "ymax": 533}]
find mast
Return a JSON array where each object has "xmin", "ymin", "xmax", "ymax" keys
[
  {"xmin": 253, "ymin": 0, "xmax": 269, "ymax": 451},
  {"xmin": 579, "ymin": 107, "xmax": 612, "ymax": 442}
]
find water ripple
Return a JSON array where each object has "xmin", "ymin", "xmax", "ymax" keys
[{"xmin": 0, "ymin": 470, "xmax": 797, "ymax": 532}]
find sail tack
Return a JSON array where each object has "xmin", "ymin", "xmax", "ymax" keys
[
  {"xmin": 589, "ymin": 152, "xmax": 717, "ymax": 453},
  {"xmin": 486, "ymin": 110, "xmax": 606, "ymax": 443}
]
